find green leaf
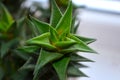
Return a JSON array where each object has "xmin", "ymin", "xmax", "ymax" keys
[
  {"xmin": 11, "ymin": 70, "xmax": 28, "ymax": 80},
  {"xmin": 55, "ymin": 40, "xmax": 76, "ymax": 49},
  {"xmin": 75, "ymin": 35, "xmax": 96, "ymax": 44},
  {"xmin": 26, "ymin": 33, "xmax": 56, "ymax": 51},
  {"xmin": 14, "ymin": 50, "xmax": 30, "ymax": 60},
  {"xmin": 71, "ymin": 16, "xmax": 76, "ymax": 33},
  {"xmin": 33, "ymin": 49, "xmax": 63, "ymax": 80},
  {"xmin": 0, "ymin": 38, "xmax": 18, "ymax": 58},
  {"xmin": 18, "ymin": 46, "xmax": 39, "ymax": 53},
  {"xmin": 60, "ymin": 43, "xmax": 96, "ymax": 53},
  {"xmin": 56, "ymin": 0, "xmax": 69, "ymax": 5},
  {"xmin": 29, "ymin": 16, "xmax": 49, "ymax": 34},
  {"xmin": 26, "ymin": 18, "xmax": 39, "ymax": 36},
  {"xmin": 70, "ymin": 54, "xmax": 94, "ymax": 62},
  {"xmin": 74, "ymin": 20, "xmax": 80, "ymax": 33},
  {"xmin": 19, "ymin": 57, "xmax": 35, "ymax": 71},
  {"xmin": 0, "ymin": 3, "xmax": 13, "ymax": 24},
  {"xmin": 50, "ymin": 0, "xmax": 62, "ymax": 28},
  {"xmin": 0, "ymin": 22, "xmax": 6, "ymax": 32},
  {"xmin": 0, "ymin": 3, "xmax": 14, "ymax": 32},
  {"xmin": 0, "ymin": 42, "xmax": 9, "ymax": 58},
  {"xmin": 71, "ymin": 13, "xmax": 81, "ymax": 34},
  {"xmin": 53, "ymin": 57, "xmax": 70, "ymax": 80},
  {"xmin": 67, "ymin": 64, "xmax": 88, "ymax": 77},
  {"xmin": 68, "ymin": 34, "xmax": 97, "ymax": 53},
  {"xmin": 70, "ymin": 62, "xmax": 88, "ymax": 68},
  {"xmin": 0, "ymin": 67, "xmax": 4, "ymax": 80},
  {"xmin": 7, "ymin": 21, "xmax": 19, "ymax": 38},
  {"xmin": 17, "ymin": 17, "xmax": 25, "ymax": 29},
  {"xmin": 56, "ymin": 1, "xmax": 72, "ymax": 36},
  {"xmin": 20, "ymin": 64, "xmax": 34, "ymax": 71},
  {"xmin": 49, "ymin": 26, "xmax": 59, "ymax": 44}
]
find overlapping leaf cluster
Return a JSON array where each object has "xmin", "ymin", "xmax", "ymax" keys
[
  {"xmin": 0, "ymin": 3, "xmax": 33, "ymax": 80},
  {"xmin": 0, "ymin": 3, "xmax": 19, "ymax": 79},
  {"xmin": 20, "ymin": 0, "xmax": 96, "ymax": 80}
]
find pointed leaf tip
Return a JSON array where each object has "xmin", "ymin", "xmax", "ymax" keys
[
  {"xmin": 33, "ymin": 49, "xmax": 63, "ymax": 80},
  {"xmin": 75, "ymin": 35, "xmax": 96, "ymax": 44},
  {"xmin": 68, "ymin": 34, "xmax": 97, "ymax": 53},
  {"xmin": 50, "ymin": 0, "xmax": 62, "ymax": 28},
  {"xmin": 70, "ymin": 54, "xmax": 94, "ymax": 62},
  {"xmin": 18, "ymin": 46, "xmax": 39, "ymax": 53},
  {"xmin": 53, "ymin": 57, "xmax": 70, "ymax": 80},
  {"xmin": 29, "ymin": 16, "xmax": 49, "ymax": 34},
  {"xmin": 68, "ymin": 65, "xmax": 88, "ymax": 77},
  {"xmin": 0, "ymin": 3, "xmax": 14, "ymax": 32},
  {"xmin": 26, "ymin": 33, "xmax": 57, "ymax": 51},
  {"xmin": 49, "ymin": 26, "xmax": 59, "ymax": 44},
  {"xmin": 56, "ymin": 0, "xmax": 73, "ymax": 36}
]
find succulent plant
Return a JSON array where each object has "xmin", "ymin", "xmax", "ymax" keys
[
  {"xmin": 19, "ymin": 0, "xmax": 96, "ymax": 80},
  {"xmin": 0, "ymin": 0, "xmax": 96, "ymax": 80}
]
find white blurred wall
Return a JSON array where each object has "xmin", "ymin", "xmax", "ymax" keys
[{"xmin": 74, "ymin": 9, "xmax": 120, "ymax": 80}]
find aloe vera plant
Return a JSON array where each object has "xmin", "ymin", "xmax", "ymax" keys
[{"xmin": 19, "ymin": 0, "xmax": 96, "ymax": 80}]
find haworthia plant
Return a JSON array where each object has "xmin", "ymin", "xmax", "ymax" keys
[{"xmin": 20, "ymin": 0, "xmax": 96, "ymax": 80}]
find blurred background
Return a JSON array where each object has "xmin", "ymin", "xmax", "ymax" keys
[
  {"xmin": 73, "ymin": 0, "xmax": 120, "ymax": 80},
  {"xmin": 1, "ymin": 0, "xmax": 120, "ymax": 80}
]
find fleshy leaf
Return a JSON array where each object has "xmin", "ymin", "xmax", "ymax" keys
[
  {"xmin": 71, "ymin": 13, "xmax": 80, "ymax": 34},
  {"xmin": 33, "ymin": 49, "xmax": 63, "ymax": 80},
  {"xmin": 17, "ymin": 17, "xmax": 25, "ymax": 29},
  {"xmin": 60, "ymin": 42, "xmax": 96, "ymax": 53},
  {"xmin": 19, "ymin": 57, "xmax": 35, "ymax": 71},
  {"xmin": 14, "ymin": 50, "xmax": 30, "ymax": 60},
  {"xmin": 26, "ymin": 18, "xmax": 39, "ymax": 36},
  {"xmin": 53, "ymin": 57, "xmax": 70, "ymax": 80},
  {"xmin": 29, "ymin": 16, "xmax": 49, "ymax": 34},
  {"xmin": 70, "ymin": 62, "xmax": 88, "ymax": 68},
  {"xmin": 19, "ymin": 64, "xmax": 34, "ymax": 70},
  {"xmin": 70, "ymin": 54, "xmax": 94, "ymax": 62},
  {"xmin": 74, "ymin": 20, "xmax": 80, "ymax": 33},
  {"xmin": 0, "ymin": 38, "xmax": 18, "ymax": 58},
  {"xmin": 0, "ymin": 22, "xmax": 6, "ymax": 32},
  {"xmin": 0, "ymin": 42, "xmax": 9, "ymax": 58},
  {"xmin": 55, "ymin": 40, "xmax": 76, "ymax": 49},
  {"xmin": 50, "ymin": 0, "xmax": 62, "ymax": 28},
  {"xmin": 67, "ymin": 64, "xmax": 88, "ymax": 77},
  {"xmin": 55, "ymin": 0, "xmax": 69, "ymax": 6},
  {"xmin": 49, "ymin": 26, "xmax": 59, "ymax": 44},
  {"xmin": 18, "ymin": 46, "xmax": 39, "ymax": 53},
  {"xmin": 68, "ymin": 34, "xmax": 97, "ymax": 53},
  {"xmin": 0, "ymin": 3, "xmax": 14, "ymax": 32},
  {"xmin": 26, "ymin": 33, "xmax": 56, "ymax": 51},
  {"xmin": 71, "ymin": 16, "xmax": 76, "ymax": 33},
  {"xmin": 56, "ymin": 1, "xmax": 72, "ymax": 36},
  {"xmin": 75, "ymin": 35, "xmax": 96, "ymax": 44}
]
